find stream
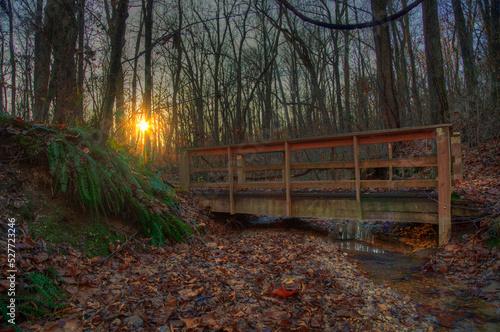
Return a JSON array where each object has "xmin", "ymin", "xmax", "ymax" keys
[{"xmin": 231, "ymin": 214, "xmax": 500, "ymax": 331}]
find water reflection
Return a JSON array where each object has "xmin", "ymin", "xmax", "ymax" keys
[{"xmin": 335, "ymin": 240, "xmax": 386, "ymax": 254}]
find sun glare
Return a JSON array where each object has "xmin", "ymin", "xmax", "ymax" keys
[{"xmin": 137, "ymin": 119, "xmax": 149, "ymax": 132}]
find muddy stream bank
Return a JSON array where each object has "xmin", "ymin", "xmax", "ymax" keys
[{"xmin": 225, "ymin": 214, "xmax": 500, "ymax": 331}]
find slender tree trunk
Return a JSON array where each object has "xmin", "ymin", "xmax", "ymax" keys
[
  {"xmin": 76, "ymin": 0, "xmax": 85, "ymax": 123},
  {"xmin": 33, "ymin": 0, "xmax": 44, "ymax": 120},
  {"xmin": 423, "ymin": 0, "xmax": 449, "ymax": 124},
  {"xmin": 131, "ymin": 7, "xmax": 144, "ymax": 124},
  {"xmin": 144, "ymin": 0, "xmax": 153, "ymax": 158},
  {"xmin": 7, "ymin": 0, "xmax": 15, "ymax": 116},
  {"xmin": 402, "ymin": 0, "xmax": 422, "ymax": 125},
  {"xmin": 371, "ymin": 0, "xmax": 400, "ymax": 129},
  {"xmin": 343, "ymin": 0, "xmax": 351, "ymax": 132},
  {"xmin": 167, "ymin": 0, "xmax": 182, "ymax": 153},
  {"xmin": 0, "ymin": 31, "xmax": 4, "ymax": 114},
  {"xmin": 99, "ymin": 0, "xmax": 129, "ymax": 145}
]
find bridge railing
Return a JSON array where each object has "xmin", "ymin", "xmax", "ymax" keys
[{"xmin": 180, "ymin": 124, "xmax": 461, "ymax": 245}]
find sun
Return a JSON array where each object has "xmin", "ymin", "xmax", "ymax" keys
[{"xmin": 137, "ymin": 119, "xmax": 149, "ymax": 132}]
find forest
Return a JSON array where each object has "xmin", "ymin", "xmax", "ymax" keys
[
  {"xmin": 0, "ymin": 0, "xmax": 498, "ymax": 163},
  {"xmin": 1, "ymin": 1, "xmax": 500, "ymax": 330}
]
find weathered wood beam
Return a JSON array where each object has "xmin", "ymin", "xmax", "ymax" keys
[
  {"xmin": 436, "ymin": 127, "xmax": 451, "ymax": 246},
  {"xmin": 180, "ymin": 150, "xmax": 190, "ymax": 190}
]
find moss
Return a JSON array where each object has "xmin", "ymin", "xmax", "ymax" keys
[
  {"xmin": 488, "ymin": 218, "xmax": 500, "ymax": 247},
  {"xmin": 83, "ymin": 222, "xmax": 126, "ymax": 257},
  {"xmin": 14, "ymin": 134, "xmax": 42, "ymax": 156}
]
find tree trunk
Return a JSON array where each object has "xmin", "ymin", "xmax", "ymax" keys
[
  {"xmin": 401, "ymin": 0, "xmax": 422, "ymax": 125},
  {"xmin": 99, "ymin": 0, "xmax": 129, "ymax": 145},
  {"xmin": 371, "ymin": 0, "xmax": 399, "ymax": 129},
  {"xmin": 423, "ymin": 0, "xmax": 449, "ymax": 124},
  {"xmin": 480, "ymin": 0, "xmax": 500, "ymax": 105},
  {"xmin": 53, "ymin": 0, "xmax": 79, "ymax": 124},
  {"xmin": 167, "ymin": 0, "xmax": 182, "ymax": 153},
  {"xmin": 131, "ymin": 6, "xmax": 144, "ymax": 126},
  {"xmin": 33, "ymin": 0, "xmax": 45, "ymax": 121},
  {"xmin": 76, "ymin": 0, "xmax": 85, "ymax": 123},
  {"xmin": 7, "ymin": 0, "xmax": 15, "ymax": 116},
  {"xmin": 144, "ymin": 0, "xmax": 153, "ymax": 158}
]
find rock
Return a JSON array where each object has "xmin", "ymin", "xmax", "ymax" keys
[{"xmin": 124, "ymin": 315, "xmax": 144, "ymax": 328}]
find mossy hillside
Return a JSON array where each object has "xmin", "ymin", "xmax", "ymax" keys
[
  {"xmin": 46, "ymin": 128, "xmax": 192, "ymax": 245},
  {"xmin": 2, "ymin": 115, "xmax": 193, "ymax": 246}
]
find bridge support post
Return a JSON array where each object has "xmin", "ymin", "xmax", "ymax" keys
[
  {"xmin": 228, "ymin": 147, "xmax": 235, "ymax": 214},
  {"xmin": 388, "ymin": 142, "xmax": 393, "ymax": 182},
  {"xmin": 237, "ymin": 155, "xmax": 246, "ymax": 183},
  {"xmin": 437, "ymin": 127, "xmax": 451, "ymax": 246},
  {"xmin": 285, "ymin": 142, "xmax": 291, "ymax": 216},
  {"xmin": 353, "ymin": 136, "xmax": 362, "ymax": 220},
  {"xmin": 180, "ymin": 150, "xmax": 190, "ymax": 190}
]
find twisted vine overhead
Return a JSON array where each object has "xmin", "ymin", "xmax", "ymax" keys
[{"xmin": 276, "ymin": 0, "xmax": 426, "ymax": 30}]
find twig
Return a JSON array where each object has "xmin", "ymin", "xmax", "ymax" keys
[{"xmin": 91, "ymin": 231, "xmax": 138, "ymax": 266}]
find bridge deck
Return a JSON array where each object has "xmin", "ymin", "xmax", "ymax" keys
[{"xmin": 181, "ymin": 125, "xmax": 463, "ymax": 246}]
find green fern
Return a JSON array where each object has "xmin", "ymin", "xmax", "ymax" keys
[
  {"xmin": 46, "ymin": 129, "xmax": 193, "ymax": 245},
  {"xmin": 16, "ymin": 272, "xmax": 67, "ymax": 318}
]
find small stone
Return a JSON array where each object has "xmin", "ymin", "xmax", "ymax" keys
[{"xmin": 124, "ymin": 315, "xmax": 144, "ymax": 328}]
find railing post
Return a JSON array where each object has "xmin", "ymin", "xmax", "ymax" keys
[
  {"xmin": 436, "ymin": 127, "xmax": 451, "ymax": 246},
  {"xmin": 285, "ymin": 142, "xmax": 291, "ymax": 216},
  {"xmin": 388, "ymin": 142, "xmax": 393, "ymax": 182},
  {"xmin": 180, "ymin": 150, "xmax": 190, "ymax": 190},
  {"xmin": 353, "ymin": 136, "xmax": 362, "ymax": 220},
  {"xmin": 237, "ymin": 155, "xmax": 246, "ymax": 183},
  {"xmin": 228, "ymin": 147, "xmax": 235, "ymax": 214},
  {"xmin": 451, "ymin": 132, "xmax": 463, "ymax": 182},
  {"xmin": 330, "ymin": 147, "xmax": 335, "ymax": 180}
]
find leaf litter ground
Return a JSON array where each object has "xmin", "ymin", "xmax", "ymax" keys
[{"xmin": 10, "ymin": 221, "xmax": 434, "ymax": 331}]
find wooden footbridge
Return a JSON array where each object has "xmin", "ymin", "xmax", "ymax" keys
[{"xmin": 180, "ymin": 125, "xmax": 467, "ymax": 246}]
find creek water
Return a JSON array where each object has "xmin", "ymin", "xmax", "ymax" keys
[{"xmin": 237, "ymin": 215, "xmax": 500, "ymax": 331}]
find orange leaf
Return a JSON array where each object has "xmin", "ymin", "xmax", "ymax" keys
[{"xmin": 272, "ymin": 285, "xmax": 299, "ymax": 297}]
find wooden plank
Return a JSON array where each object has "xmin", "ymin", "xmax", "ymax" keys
[
  {"xmin": 360, "ymin": 180, "xmax": 437, "ymax": 188},
  {"xmin": 359, "ymin": 156, "xmax": 437, "ymax": 168},
  {"xmin": 189, "ymin": 147, "xmax": 228, "ymax": 156},
  {"xmin": 237, "ymin": 155, "xmax": 246, "ymax": 183},
  {"xmin": 190, "ymin": 166, "xmax": 228, "ymax": 173},
  {"xmin": 190, "ymin": 182, "xmax": 229, "ymax": 188},
  {"xmin": 291, "ymin": 180, "xmax": 356, "ymax": 189},
  {"xmin": 357, "ymin": 130, "xmax": 435, "ymax": 145},
  {"xmin": 451, "ymin": 132, "xmax": 463, "ymax": 181},
  {"xmin": 290, "ymin": 138, "xmax": 353, "ymax": 151},
  {"xmin": 228, "ymin": 147, "xmax": 235, "ymax": 214},
  {"xmin": 436, "ymin": 127, "xmax": 451, "ymax": 246},
  {"xmin": 233, "ymin": 164, "xmax": 285, "ymax": 172},
  {"xmin": 291, "ymin": 161, "xmax": 355, "ymax": 170},
  {"xmin": 285, "ymin": 142, "xmax": 292, "ymax": 216},
  {"xmin": 185, "ymin": 124, "xmax": 452, "ymax": 156},
  {"xmin": 233, "ymin": 143, "xmax": 285, "ymax": 154},
  {"xmin": 180, "ymin": 150, "xmax": 190, "ymax": 189},
  {"xmin": 234, "ymin": 182, "xmax": 285, "ymax": 189}
]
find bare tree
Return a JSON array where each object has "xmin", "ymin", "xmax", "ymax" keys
[
  {"xmin": 423, "ymin": 0, "xmax": 449, "ymax": 124},
  {"xmin": 99, "ymin": 0, "xmax": 129, "ymax": 145},
  {"xmin": 371, "ymin": 0, "xmax": 399, "ymax": 129}
]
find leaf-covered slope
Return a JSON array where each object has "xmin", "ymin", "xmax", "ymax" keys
[{"xmin": 0, "ymin": 116, "xmax": 195, "ymax": 245}]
